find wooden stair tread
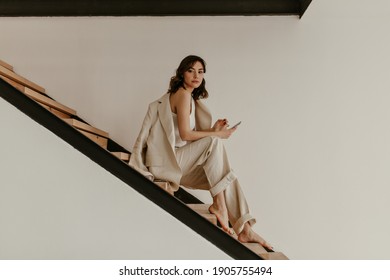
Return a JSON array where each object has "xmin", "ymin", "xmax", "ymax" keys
[
  {"xmin": 186, "ymin": 203, "xmax": 211, "ymax": 214},
  {"xmin": 242, "ymin": 242, "xmax": 268, "ymax": 255},
  {"xmin": 1, "ymin": 74, "xmax": 76, "ymax": 116},
  {"xmin": 186, "ymin": 204, "xmax": 217, "ymax": 225},
  {"xmin": 0, "ymin": 63, "xmax": 45, "ymax": 93},
  {"xmin": 0, "ymin": 74, "xmax": 24, "ymax": 91},
  {"xmin": 199, "ymin": 213, "xmax": 217, "ymax": 225},
  {"xmin": 111, "ymin": 152, "xmax": 130, "ymax": 161},
  {"xmin": 24, "ymin": 87, "xmax": 76, "ymax": 116},
  {"xmin": 63, "ymin": 118, "xmax": 109, "ymax": 138},
  {"xmin": 259, "ymin": 252, "xmax": 289, "ymax": 260},
  {"xmin": 78, "ymin": 129, "xmax": 108, "ymax": 149},
  {"xmin": 154, "ymin": 180, "xmax": 175, "ymax": 195},
  {"xmin": 40, "ymin": 103, "xmax": 72, "ymax": 119},
  {"xmin": 243, "ymin": 242, "xmax": 289, "ymax": 260},
  {"xmin": 0, "ymin": 59, "xmax": 13, "ymax": 71}
]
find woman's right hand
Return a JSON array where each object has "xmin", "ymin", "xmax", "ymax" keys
[{"xmin": 216, "ymin": 127, "xmax": 237, "ymax": 139}]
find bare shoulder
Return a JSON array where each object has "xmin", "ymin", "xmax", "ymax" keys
[
  {"xmin": 174, "ymin": 89, "xmax": 191, "ymax": 101},
  {"xmin": 171, "ymin": 89, "xmax": 191, "ymax": 113}
]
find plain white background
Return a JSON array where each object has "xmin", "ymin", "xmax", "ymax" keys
[{"xmin": 1, "ymin": 0, "xmax": 390, "ymax": 259}]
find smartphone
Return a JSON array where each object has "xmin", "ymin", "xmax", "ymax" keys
[{"xmin": 231, "ymin": 121, "xmax": 241, "ymax": 129}]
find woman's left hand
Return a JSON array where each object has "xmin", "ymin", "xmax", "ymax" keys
[{"xmin": 212, "ymin": 119, "xmax": 229, "ymax": 131}]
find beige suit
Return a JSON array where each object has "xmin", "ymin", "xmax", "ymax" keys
[
  {"xmin": 129, "ymin": 93, "xmax": 212, "ymax": 190},
  {"xmin": 129, "ymin": 93, "xmax": 256, "ymax": 234}
]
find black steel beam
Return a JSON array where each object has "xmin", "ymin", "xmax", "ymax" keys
[
  {"xmin": 299, "ymin": 0, "xmax": 312, "ymax": 17},
  {"xmin": 0, "ymin": 0, "xmax": 305, "ymax": 17}
]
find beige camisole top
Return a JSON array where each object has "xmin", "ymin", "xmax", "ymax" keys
[{"xmin": 172, "ymin": 99, "xmax": 195, "ymax": 148}]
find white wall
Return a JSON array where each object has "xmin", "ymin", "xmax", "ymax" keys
[
  {"xmin": 1, "ymin": 0, "xmax": 390, "ymax": 259},
  {"xmin": 0, "ymin": 98, "xmax": 229, "ymax": 259}
]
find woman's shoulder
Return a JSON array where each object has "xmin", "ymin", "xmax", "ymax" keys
[{"xmin": 172, "ymin": 89, "xmax": 192, "ymax": 102}]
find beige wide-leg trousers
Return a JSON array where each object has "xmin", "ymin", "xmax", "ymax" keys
[{"xmin": 175, "ymin": 136, "xmax": 256, "ymax": 234}]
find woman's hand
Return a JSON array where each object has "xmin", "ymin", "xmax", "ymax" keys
[
  {"xmin": 217, "ymin": 127, "xmax": 237, "ymax": 139},
  {"xmin": 212, "ymin": 119, "xmax": 228, "ymax": 131},
  {"xmin": 212, "ymin": 119, "xmax": 237, "ymax": 139}
]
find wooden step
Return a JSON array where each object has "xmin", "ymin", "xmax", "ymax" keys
[
  {"xmin": 39, "ymin": 103, "xmax": 72, "ymax": 119},
  {"xmin": 111, "ymin": 152, "xmax": 130, "ymax": 162},
  {"xmin": 242, "ymin": 239, "xmax": 290, "ymax": 260},
  {"xmin": 62, "ymin": 118, "xmax": 109, "ymax": 138},
  {"xmin": 187, "ymin": 203, "xmax": 211, "ymax": 214},
  {"xmin": 0, "ymin": 59, "xmax": 13, "ymax": 71},
  {"xmin": 154, "ymin": 180, "xmax": 175, "ymax": 196},
  {"xmin": 259, "ymin": 252, "xmax": 289, "ymax": 260},
  {"xmin": 187, "ymin": 204, "xmax": 217, "ymax": 225},
  {"xmin": 1, "ymin": 74, "xmax": 76, "ymax": 116},
  {"xmin": 243, "ymin": 242, "xmax": 268, "ymax": 255},
  {"xmin": 24, "ymin": 87, "xmax": 76, "ymax": 116},
  {"xmin": 244, "ymin": 243, "xmax": 289, "ymax": 260},
  {"xmin": 0, "ymin": 63, "xmax": 45, "ymax": 93},
  {"xmin": 1, "ymin": 74, "xmax": 25, "ymax": 91},
  {"xmin": 78, "ymin": 129, "xmax": 108, "ymax": 149},
  {"xmin": 199, "ymin": 213, "xmax": 217, "ymax": 225}
]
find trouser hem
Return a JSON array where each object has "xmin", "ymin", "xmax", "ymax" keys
[
  {"xmin": 232, "ymin": 213, "xmax": 256, "ymax": 234},
  {"xmin": 209, "ymin": 170, "xmax": 237, "ymax": 197}
]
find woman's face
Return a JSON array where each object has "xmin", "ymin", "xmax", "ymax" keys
[{"xmin": 183, "ymin": 61, "xmax": 204, "ymax": 91}]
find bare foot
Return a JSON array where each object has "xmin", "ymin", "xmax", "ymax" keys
[
  {"xmin": 209, "ymin": 204, "xmax": 233, "ymax": 235},
  {"xmin": 238, "ymin": 224, "xmax": 273, "ymax": 251}
]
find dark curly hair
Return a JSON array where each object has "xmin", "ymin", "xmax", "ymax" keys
[{"xmin": 167, "ymin": 55, "xmax": 208, "ymax": 100}]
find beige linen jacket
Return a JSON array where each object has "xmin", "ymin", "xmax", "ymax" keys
[{"xmin": 129, "ymin": 93, "xmax": 212, "ymax": 191}]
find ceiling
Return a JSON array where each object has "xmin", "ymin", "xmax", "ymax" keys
[{"xmin": 0, "ymin": 0, "xmax": 312, "ymax": 17}]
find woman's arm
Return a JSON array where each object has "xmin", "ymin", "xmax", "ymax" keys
[{"xmin": 174, "ymin": 91, "xmax": 236, "ymax": 141}]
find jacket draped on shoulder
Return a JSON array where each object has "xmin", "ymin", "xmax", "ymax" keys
[{"xmin": 129, "ymin": 93, "xmax": 212, "ymax": 191}]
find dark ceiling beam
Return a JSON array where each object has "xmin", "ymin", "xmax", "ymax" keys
[
  {"xmin": 0, "ymin": 0, "xmax": 311, "ymax": 17},
  {"xmin": 299, "ymin": 0, "xmax": 312, "ymax": 18}
]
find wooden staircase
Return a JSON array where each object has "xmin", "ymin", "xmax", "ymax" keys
[
  {"xmin": 1, "ymin": 59, "xmax": 121, "ymax": 159},
  {"xmin": 0, "ymin": 58, "xmax": 288, "ymax": 260}
]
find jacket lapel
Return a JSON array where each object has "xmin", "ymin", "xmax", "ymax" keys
[
  {"xmin": 157, "ymin": 94, "xmax": 176, "ymax": 149},
  {"xmin": 195, "ymin": 99, "xmax": 212, "ymax": 131}
]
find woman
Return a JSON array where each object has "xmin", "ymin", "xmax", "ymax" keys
[{"xmin": 130, "ymin": 55, "xmax": 272, "ymax": 250}]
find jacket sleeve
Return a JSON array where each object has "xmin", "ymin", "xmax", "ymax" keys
[{"xmin": 129, "ymin": 103, "xmax": 155, "ymax": 181}]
